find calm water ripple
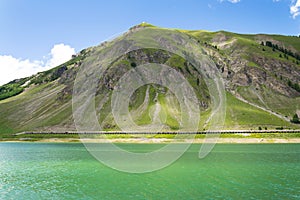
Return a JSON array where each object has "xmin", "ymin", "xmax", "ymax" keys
[{"xmin": 0, "ymin": 143, "xmax": 299, "ymax": 199}]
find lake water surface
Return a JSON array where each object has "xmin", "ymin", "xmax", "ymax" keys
[{"xmin": 0, "ymin": 143, "xmax": 299, "ymax": 199}]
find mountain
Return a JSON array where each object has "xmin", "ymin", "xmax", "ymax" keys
[{"xmin": 0, "ymin": 23, "xmax": 299, "ymax": 137}]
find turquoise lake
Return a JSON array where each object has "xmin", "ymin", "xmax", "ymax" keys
[{"xmin": 0, "ymin": 143, "xmax": 299, "ymax": 199}]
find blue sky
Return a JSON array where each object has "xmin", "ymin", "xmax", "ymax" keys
[{"xmin": 1, "ymin": 0, "xmax": 300, "ymax": 85}]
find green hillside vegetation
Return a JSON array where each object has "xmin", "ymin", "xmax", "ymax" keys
[
  {"xmin": 0, "ymin": 24, "xmax": 299, "ymax": 139},
  {"xmin": 0, "ymin": 83, "xmax": 24, "ymax": 100},
  {"xmin": 225, "ymin": 92, "xmax": 293, "ymax": 129}
]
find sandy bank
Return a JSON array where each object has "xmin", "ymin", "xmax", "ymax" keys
[{"xmin": 3, "ymin": 138, "xmax": 300, "ymax": 143}]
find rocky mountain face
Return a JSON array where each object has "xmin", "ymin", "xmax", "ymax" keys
[
  {"xmin": 192, "ymin": 30, "xmax": 300, "ymax": 121},
  {"xmin": 197, "ymin": 32, "xmax": 300, "ymax": 93},
  {"xmin": 0, "ymin": 24, "xmax": 299, "ymax": 135}
]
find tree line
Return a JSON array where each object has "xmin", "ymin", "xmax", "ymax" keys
[{"xmin": 261, "ymin": 41, "xmax": 300, "ymax": 61}]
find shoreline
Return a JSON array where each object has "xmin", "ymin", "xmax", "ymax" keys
[{"xmin": 1, "ymin": 138, "xmax": 300, "ymax": 143}]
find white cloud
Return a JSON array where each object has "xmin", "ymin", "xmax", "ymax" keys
[
  {"xmin": 0, "ymin": 44, "xmax": 75, "ymax": 86},
  {"xmin": 0, "ymin": 56, "xmax": 45, "ymax": 86},
  {"xmin": 47, "ymin": 44, "xmax": 75, "ymax": 68},
  {"xmin": 291, "ymin": 0, "xmax": 300, "ymax": 19}
]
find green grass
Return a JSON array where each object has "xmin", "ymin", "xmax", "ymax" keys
[
  {"xmin": 133, "ymin": 85, "xmax": 157, "ymax": 126},
  {"xmin": 158, "ymin": 92, "xmax": 180, "ymax": 130},
  {"xmin": 0, "ymin": 81, "xmax": 69, "ymax": 135},
  {"xmin": 237, "ymin": 85, "xmax": 300, "ymax": 118},
  {"xmin": 225, "ymin": 92, "xmax": 293, "ymax": 129},
  {"xmin": 129, "ymin": 85, "xmax": 148, "ymax": 110},
  {"xmin": 2, "ymin": 132, "xmax": 298, "ymax": 142},
  {"xmin": 216, "ymin": 133, "xmax": 300, "ymax": 139},
  {"xmin": 270, "ymin": 34, "xmax": 300, "ymax": 52}
]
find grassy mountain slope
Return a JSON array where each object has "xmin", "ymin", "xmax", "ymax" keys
[
  {"xmin": 0, "ymin": 24, "xmax": 299, "ymax": 136},
  {"xmin": 185, "ymin": 30, "xmax": 300, "ymax": 117}
]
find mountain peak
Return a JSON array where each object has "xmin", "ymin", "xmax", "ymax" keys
[
  {"xmin": 130, "ymin": 22, "xmax": 156, "ymax": 29},
  {"xmin": 138, "ymin": 22, "xmax": 156, "ymax": 27}
]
